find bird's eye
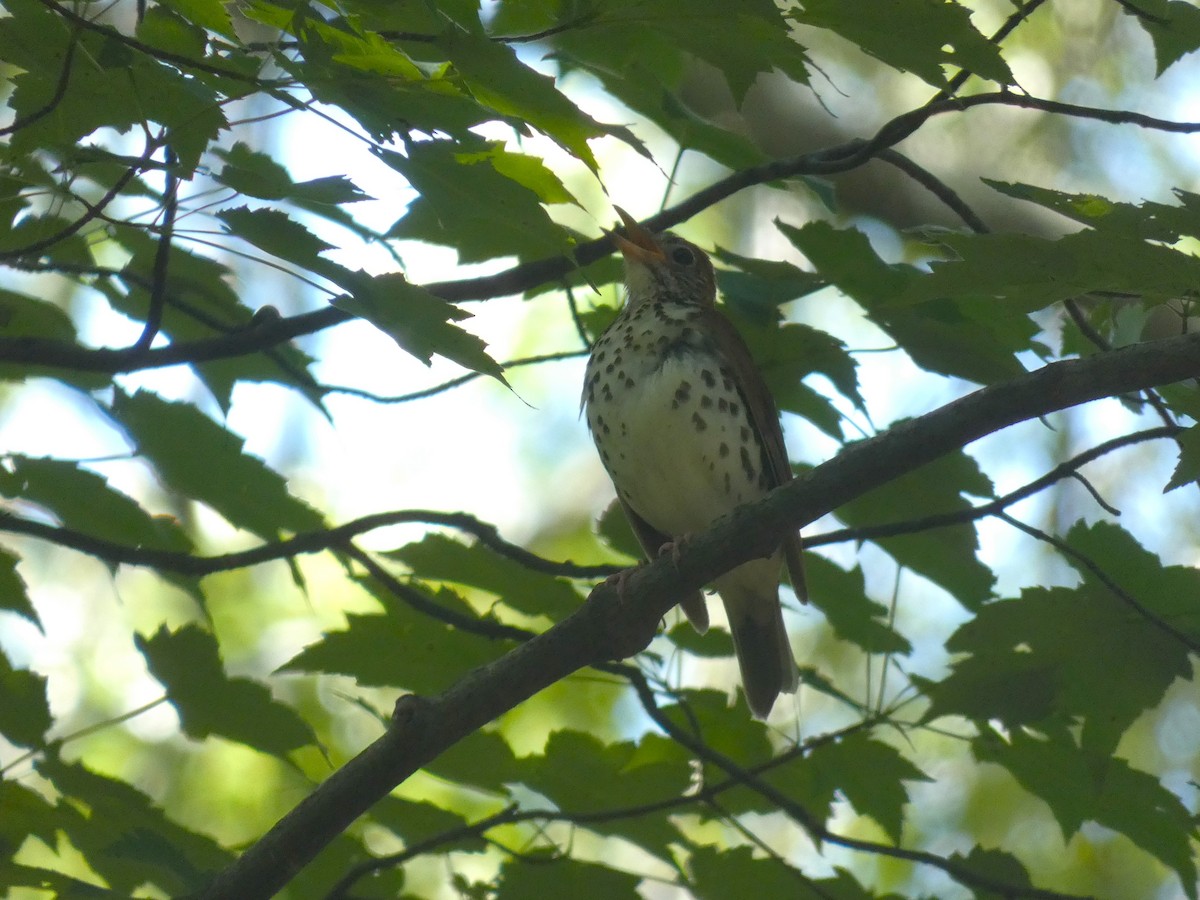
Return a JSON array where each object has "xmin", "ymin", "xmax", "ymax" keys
[{"xmin": 670, "ymin": 246, "xmax": 695, "ymax": 266}]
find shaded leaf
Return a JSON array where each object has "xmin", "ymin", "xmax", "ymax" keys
[
  {"xmin": 381, "ymin": 141, "xmax": 572, "ymax": 262},
  {"xmin": 974, "ymin": 729, "xmax": 1198, "ymax": 895},
  {"xmin": 0, "ymin": 547, "xmax": 39, "ymax": 629},
  {"xmin": 0, "ymin": 648, "xmax": 51, "ymax": 748},
  {"xmin": 371, "ymin": 796, "xmax": 473, "ymax": 845},
  {"xmin": 932, "ymin": 538, "xmax": 1192, "ymax": 759},
  {"xmin": 1129, "ymin": 0, "xmax": 1200, "ymax": 74},
  {"xmin": 105, "ymin": 224, "xmax": 325, "ymax": 413},
  {"xmin": 714, "ymin": 248, "xmax": 827, "ymax": 326},
  {"xmin": 0, "ymin": 780, "xmax": 61, "ymax": 856},
  {"xmin": 495, "ymin": 856, "xmax": 641, "ymax": 900},
  {"xmin": 136, "ymin": 625, "xmax": 315, "ymax": 756},
  {"xmin": 533, "ymin": 730, "xmax": 692, "ymax": 811},
  {"xmin": 690, "ymin": 845, "xmax": 877, "ymax": 899},
  {"xmin": 792, "ymin": 0, "xmax": 1013, "ymax": 88},
  {"xmin": 333, "ymin": 273, "xmax": 506, "ymax": 379},
  {"xmin": 422, "ymin": 729, "xmax": 526, "ymax": 794},
  {"xmin": 280, "ymin": 584, "xmax": 509, "ymax": 694},
  {"xmin": 596, "ymin": 498, "xmax": 643, "ymax": 560},
  {"xmin": 949, "ymin": 847, "xmax": 1033, "ymax": 899},
  {"xmin": 442, "ymin": 30, "xmax": 604, "ymax": 169},
  {"xmin": 779, "ymin": 220, "xmax": 1042, "ymax": 383},
  {"xmin": 389, "ymin": 533, "xmax": 581, "ymax": 619},
  {"xmin": 37, "ymin": 756, "xmax": 233, "ymax": 895},
  {"xmin": 666, "ymin": 621, "xmax": 733, "ymax": 658},
  {"xmin": 836, "ymin": 449, "xmax": 995, "ymax": 609},
  {"xmin": 108, "ymin": 389, "xmax": 324, "ymax": 541},
  {"xmin": 1166, "ymin": 423, "xmax": 1200, "ymax": 491},
  {"xmin": 0, "ymin": 457, "xmax": 192, "ymax": 557},
  {"xmin": 805, "ymin": 555, "xmax": 911, "ymax": 656}
]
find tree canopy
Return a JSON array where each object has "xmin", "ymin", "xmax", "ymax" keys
[{"xmin": 2, "ymin": 1, "xmax": 1200, "ymax": 898}]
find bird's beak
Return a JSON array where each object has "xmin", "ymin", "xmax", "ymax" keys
[{"xmin": 611, "ymin": 206, "xmax": 666, "ymax": 265}]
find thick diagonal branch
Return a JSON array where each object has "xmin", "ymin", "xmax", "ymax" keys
[{"xmin": 195, "ymin": 330, "xmax": 1200, "ymax": 899}]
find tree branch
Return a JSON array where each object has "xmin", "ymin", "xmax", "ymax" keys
[
  {"xmin": 0, "ymin": 508, "xmax": 617, "ymax": 580},
  {"xmin": 194, "ymin": 330, "xmax": 1200, "ymax": 899},
  {"xmin": 626, "ymin": 674, "xmax": 1086, "ymax": 900},
  {"xmin": 6, "ymin": 92, "xmax": 1197, "ymax": 375}
]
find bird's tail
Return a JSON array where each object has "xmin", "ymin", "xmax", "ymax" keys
[{"xmin": 718, "ymin": 560, "xmax": 797, "ymax": 720}]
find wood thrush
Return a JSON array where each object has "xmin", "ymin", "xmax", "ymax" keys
[{"xmin": 583, "ymin": 208, "xmax": 806, "ymax": 719}]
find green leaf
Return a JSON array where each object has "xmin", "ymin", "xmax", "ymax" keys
[
  {"xmin": 442, "ymin": 30, "xmax": 604, "ymax": 170},
  {"xmin": 532, "ymin": 731, "xmax": 692, "ymax": 811},
  {"xmin": 713, "ymin": 249, "xmax": 827, "ymax": 326},
  {"xmin": 136, "ymin": 6, "xmax": 208, "ymax": 58},
  {"xmin": 1165, "ymin": 423, "xmax": 1200, "ymax": 491},
  {"xmin": 381, "ymin": 141, "xmax": 573, "ymax": 262},
  {"xmin": 835, "ymin": 449, "xmax": 995, "ymax": 609},
  {"xmin": 792, "ymin": 0, "xmax": 1013, "ymax": 88},
  {"xmin": 949, "ymin": 847, "xmax": 1034, "ymax": 899},
  {"xmin": 0, "ymin": 290, "xmax": 77, "ymax": 346},
  {"xmin": 0, "ymin": 648, "xmax": 51, "ymax": 748},
  {"xmin": 1132, "ymin": 0, "xmax": 1200, "ymax": 74},
  {"xmin": 0, "ymin": 455, "xmax": 201, "ymax": 601},
  {"xmin": 0, "ymin": 780, "xmax": 61, "ymax": 857},
  {"xmin": 0, "ymin": 4, "xmax": 224, "ymax": 172},
  {"xmin": 108, "ymin": 389, "xmax": 324, "ymax": 541},
  {"xmin": 666, "ymin": 621, "xmax": 733, "ymax": 658},
  {"xmin": 37, "ymin": 756, "xmax": 233, "ymax": 894},
  {"xmin": 421, "ymin": 729, "xmax": 525, "ymax": 794},
  {"xmin": 596, "ymin": 499, "xmax": 643, "ymax": 560},
  {"xmin": 136, "ymin": 625, "xmax": 315, "ymax": 756},
  {"xmin": 805, "ymin": 556, "xmax": 911, "ymax": 656},
  {"xmin": 371, "ymin": 796, "xmax": 472, "ymax": 846},
  {"xmin": 280, "ymin": 584, "xmax": 509, "ymax": 694},
  {"xmin": 333, "ymin": 273, "xmax": 507, "ymax": 380},
  {"xmin": 915, "ymin": 196, "xmax": 1200, "ymax": 314},
  {"xmin": 0, "ymin": 547, "xmax": 39, "ymax": 629},
  {"xmin": 812, "ymin": 733, "xmax": 929, "ymax": 843},
  {"xmin": 689, "ymin": 845, "xmax": 876, "ymax": 899},
  {"xmin": 552, "ymin": 9, "xmax": 767, "ymax": 169},
  {"xmin": 496, "ymin": 857, "xmax": 641, "ymax": 900},
  {"xmin": 919, "ymin": 651, "xmax": 1061, "ymax": 731},
  {"xmin": 215, "ymin": 206, "xmax": 342, "ymax": 280},
  {"xmin": 933, "ymin": 537, "xmax": 1192, "ymax": 759},
  {"xmin": 159, "ymin": 0, "xmax": 238, "ymax": 39},
  {"xmin": 0, "ymin": 861, "xmax": 118, "ymax": 898},
  {"xmin": 973, "ymin": 729, "xmax": 1198, "ymax": 895},
  {"xmin": 0, "ymin": 457, "xmax": 193, "ymax": 557},
  {"xmin": 735, "ymin": 317, "xmax": 865, "ymax": 416},
  {"xmin": 471, "ymin": 145, "xmax": 579, "ymax": 206},
  {"xmin": 0, "ymin": 285, "xmax": 111, "ymax": 384},
  {"xmin": 779, "ymin": 220, "xmax": 1044, "ymax": 383},
  {"xmin": 659, "ymin": 690, "xmax": 775, "ymax": 813},
  {"xmin": 102, "ymin": 226, "xmax": 324, "ymax": 413},
  {"xmin": 389, "ymin": 533, "xmax": 581, "ymax": 619},
  {"xmin": 554, "ymin": 0, "xmax": 810, "ymax": 109},
  {"xmin": 214, "ymin": 142, "xmax": 372, "ymax": 207}
]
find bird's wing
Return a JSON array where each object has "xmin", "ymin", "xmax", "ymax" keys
[
  {"xmin": 700, "ymin": 308, "xmax": 808, "ymax": 602},
  {"xmin": 617, "ymin": 497, "xmax": 710, "ymax": 632}
]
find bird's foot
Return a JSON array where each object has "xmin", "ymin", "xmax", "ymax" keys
[
  {"xmin": 601, "ymin": 563, "xmax": 642, "ymax": 605},
  {"xmin": 656, "ymin": 534, "xmax": 692, "ymax": 568}
]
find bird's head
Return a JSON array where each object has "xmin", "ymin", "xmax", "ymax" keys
[{"xmin": 611, "ymin": 206, "xmax": 716, "ymax": 308}]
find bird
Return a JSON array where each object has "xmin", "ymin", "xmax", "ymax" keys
[{"xmin": 582, "ymin": 206, "xmax": 806, "ymax": 719}]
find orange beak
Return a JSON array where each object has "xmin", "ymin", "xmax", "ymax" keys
[{"xmin": 611, "ymin": 206, "xmax": 666, "ymax": 264}]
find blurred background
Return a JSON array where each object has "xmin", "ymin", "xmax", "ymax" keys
[{"xmin": 2, "ymin": 0, "xmax": 1199, "ymax": 896}]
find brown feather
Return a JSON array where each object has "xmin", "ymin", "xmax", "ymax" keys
[
  {"xmin": 618, "ymin": 497, "xmax": 710, "ymax": 633},
  {"xmin": 696, "ymin": 308, "xmax": 808, "ymax": 601}
]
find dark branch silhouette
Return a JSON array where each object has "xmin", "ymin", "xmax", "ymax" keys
[
  {"xmin": 3, "ymin": 91, "xmax": 1197, "ymax": 375},
  {"xmin": 195, "ymin": 328, "xmax": 1200, "ymax": 899}
]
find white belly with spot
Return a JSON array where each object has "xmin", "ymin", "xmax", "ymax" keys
[{"xmin": 589, "ymin": 354, "xmax": 767, "ymax": 538}]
